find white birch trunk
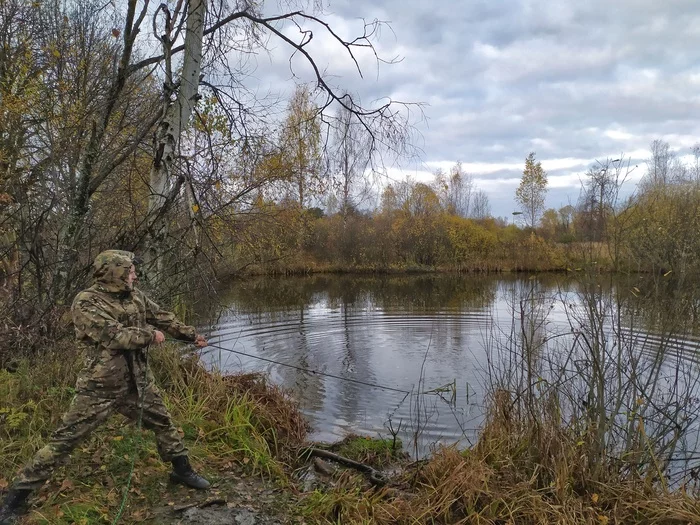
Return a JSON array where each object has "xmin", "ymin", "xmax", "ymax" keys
[{"xmin": 146, "ymin": 0, "xmax": 206, "ymax": 283}]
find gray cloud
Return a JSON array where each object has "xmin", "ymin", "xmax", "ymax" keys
[{"xmin": 245, "ymin": 0, "xmax": 700, "ymax": 215}]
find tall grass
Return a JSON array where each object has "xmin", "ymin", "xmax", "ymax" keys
[
  {"xmin": 300, "ymin": 274, "xmax": 700, "ymax": 524},
  {"xmin": 4, "ymin": 275, "xmax": 700, "ymax": 524},
  {"xmin": 486, "ymin": 275, "xmax": 700, "ymax": 489},
  {"xmin": 0, "ymin": 343, "xmax": 307, "ymax": 523}
]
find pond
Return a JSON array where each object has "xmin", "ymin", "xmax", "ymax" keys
[{"xmin": 201, "ymin": 273, "xmax": 700, "ymax": 458}]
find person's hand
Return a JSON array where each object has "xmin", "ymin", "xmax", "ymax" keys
[
  {"xmin": 194, "ymin": 334, "xmax": 208, "ymax": 348},
  {"xmin": 153, "ymin": 330, "xmax": 165, "ymax": 344}
]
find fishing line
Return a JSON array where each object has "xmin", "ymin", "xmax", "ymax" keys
[{"xmin": 197, "ymin": 340, "xmax": 413, "ymax": 395}]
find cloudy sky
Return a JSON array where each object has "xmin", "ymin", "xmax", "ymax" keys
[{"xmin": 251, "ymin": 0, "xmax": 700, "ymax": 217}]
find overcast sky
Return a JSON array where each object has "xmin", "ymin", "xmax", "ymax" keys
[{"xmin": 251, "ymin": 0, "xmax": 700, "ymax": 217}]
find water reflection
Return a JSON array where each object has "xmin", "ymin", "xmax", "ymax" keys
[{"xmin": 202, "ymin": 273, "xmax": 700, "ymax": 458}]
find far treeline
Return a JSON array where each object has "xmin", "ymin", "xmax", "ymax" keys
[
  {"xmin": 234, "ymin": 142, "xmax": 700, "ymax": 279},
  {"xmin": 1, "ymin": 1, "xmax": 699, "ymax": 356}
]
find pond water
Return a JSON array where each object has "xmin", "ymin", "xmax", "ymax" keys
[{"xmin": 201, "ymin": 273, "xmax": 700, "ymax": 457}]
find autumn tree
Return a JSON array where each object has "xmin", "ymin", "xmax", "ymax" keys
[
  {"xmin": 401, "ymin": 182, "xmax": 443, "ymax": 264},
  {"xmin": 434, "ymin": 162, "xmax": 473, "ymax": 217},
  {"xmin": 379, "ymin": 184, "xmax": 399, "ymax": 214},
  {"xmin": 331, "ymin": 94, "xmax": 372, "ymax": 221},
  {"xmin": 622, "ymin": 145, "xmax": 699, "ymax": 274},
  {"xmin": 0, "ymin": 0, "xmax": 161, "ymax": 305},
  {"xmin": 280, "ymin": 85, "xmax": 323, "ymax": 208},
  {"xmin": 515, "ymin": 152, "xmax": 548, "ymax": 229},
  {"xmin": 0, "ymin": 0, "xmax": 423, "ymax": 358},
  {"xmin": 539, "ymin": 208, "xmax": 559, "ymax": 240}
]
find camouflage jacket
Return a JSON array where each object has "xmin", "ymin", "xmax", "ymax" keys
[{"xmin": 71, "ymin": 250, "xmax": 195, "ymax": 396}]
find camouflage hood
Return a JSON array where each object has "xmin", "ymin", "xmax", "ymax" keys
[{"xmin": 92, "ymin": 250, "xmax": 136, "ymax": 293}]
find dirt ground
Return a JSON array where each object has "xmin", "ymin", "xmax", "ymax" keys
[{"xmin": 151, "ymin": 473, "xmax": 297, "ymax": 525}]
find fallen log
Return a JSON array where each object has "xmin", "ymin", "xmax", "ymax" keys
[
  {"xmin": 301, "ymin": 447, "xmax": 387, "ymax": 486},
  {"xmin": 313, "ymin": 457, "xmax": 338, "ymax": 477}
]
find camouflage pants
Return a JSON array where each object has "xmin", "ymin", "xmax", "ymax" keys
[{"xmin": 14, "ymin": 385, "xmax": 187, "ymax": 491}]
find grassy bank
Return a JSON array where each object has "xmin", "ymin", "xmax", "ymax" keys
[
  {"xmin": 0, "ymin": 343, "xmax": 306, "ymax": 524},
  {"xmin": 3, "ymin": 344, "xmax": 700, "ymax": 524},
  {"xmin": 300, "ymin": 398, "xmax": 700, "ymax": 524}
]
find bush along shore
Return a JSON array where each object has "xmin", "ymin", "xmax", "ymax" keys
[{"xmin": 3, "ymin": 343, "xmax": 700, "ymax": 524}]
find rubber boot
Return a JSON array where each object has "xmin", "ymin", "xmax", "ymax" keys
[
  {"xmin": 0, "ymin": 488, "xmax": 32, "ymax": 525},
  {"xmin": 170, "ymin": 456, "xmax": 211, "ymax": 490}
]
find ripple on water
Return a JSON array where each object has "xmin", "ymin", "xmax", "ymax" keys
[{"xmin": 202, "ymin": 275, "xmax": 700, "ymax": 457}]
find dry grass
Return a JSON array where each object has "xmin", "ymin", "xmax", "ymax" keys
[
  {"xmin": 0, "ymin": 343, "xmax": 308, "ymax": 524},
  {"xmin": 147, "ymin": 345, "xmax": 309, "ymax": 475},
  {"xmin": 299, "ymin": 391, "xmax": 700, "ymax": 524},
  {"xmin": 5, "ymin": 343, "xmax": 700, "ymax": 524}
]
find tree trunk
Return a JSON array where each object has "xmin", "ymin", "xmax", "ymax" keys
[{"xmin": 145, "ymin": 0, "xmax": 206, "ymax": 285}]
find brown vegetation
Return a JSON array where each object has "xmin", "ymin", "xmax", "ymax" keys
[{"xmin": 300, "ymin": 390, "xmax": 700, "ymax": 524}]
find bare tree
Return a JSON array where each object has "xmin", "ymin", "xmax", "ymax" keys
[
  {"xmin": 644, "ymin": 139, "xmax": 673, "ymax": 188},
  {"xmin": 471, "ymin": 189, "xmax": 491, "ymax": 219},
  {"xmin": 331, "ymin": 94, "xmax": 372, "ymax": 222},
  {"xmin": 691, "ymin": 143, "xmax": 700, "ymax": 183},
  {"xmin": 145, "ymin": 0, "xmax": 206, "ymax": 282},
  {"xmin": 449, "ymin": 162, "xmax": 474, "ymax": 217},
  {"xmin": 577, "ymin": 156, "xmax": 636, "ymax": 270},
  {"xmin": 0, "ymin": 0, "xmax": 422, "ymax": 351}
]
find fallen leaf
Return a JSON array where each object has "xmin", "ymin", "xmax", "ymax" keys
[
  {"xmin": 0, "ymin": 478, "xmax": 8, "ymax": 490},
  {"xmin": 131, "ymin": 509, "xmax": 151, "ymax": 520},
  {"xmin": 591, "ymin": 493, "xmax": 599, "ymax": 504},
  {"xmin": 59, "ymin": 479, "xmax": 74, "ymax": 492}
]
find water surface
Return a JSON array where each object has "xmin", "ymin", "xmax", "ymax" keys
[{"xmin": 203, "ymin": 274, "xmax": 700, "ymax": 456}]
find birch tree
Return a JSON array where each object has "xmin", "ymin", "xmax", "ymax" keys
[
  {"xmin": 515, "ymin": 152, "xmax": 548, "ymax": 229},
  {"xmin": 434, "ymin": 162, "xmax": 473, "ymax": 217},
  {"xmin": 280, "ymin": 85, "xmax": 323, "ymax": 209},
  {"xmin": 145, "ymin": 0, "xmax": 206, "ymax": 283},
  {"xmin": 1, "ymin": 0, "xmax": 420, "ymax": 324},
  {"xmin": 136, "ymin": 0, "xmax": 419, "ymax": 287},
  {"xmin": 332, "ymin": 94, "xmax": 372, "ymax": 221}
]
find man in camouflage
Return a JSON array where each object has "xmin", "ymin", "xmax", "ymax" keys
[{"xmin": 0, "ymin": 250, "xmax": 210, "ymax": 522}]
